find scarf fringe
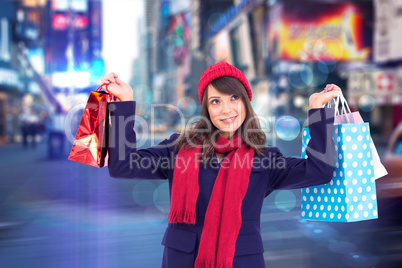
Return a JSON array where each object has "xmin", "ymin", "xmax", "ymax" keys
[
  {"xmin": 194, "ymin": 259, "xmax": 232, "ymax": 268},
  {"xmin": 168, "ymin": 210, "xmax": 196, "ymax": 224}
]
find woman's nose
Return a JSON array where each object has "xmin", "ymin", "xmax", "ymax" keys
[{"xmin": 221, "ymin": 100, "xmax": 232, "ymax": 113}]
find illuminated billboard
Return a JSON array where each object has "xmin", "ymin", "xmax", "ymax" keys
[{"xmin": 267, "ymin": 2, "xmax": 373, "ymax": 62}]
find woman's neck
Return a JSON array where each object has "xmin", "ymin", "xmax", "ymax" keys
[{"xmin": 219, "ymin": 131, "xmax": 236, "ymax": 139}]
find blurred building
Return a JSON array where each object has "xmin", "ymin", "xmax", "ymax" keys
[
  {"xmin": 0, "ymin": 0, "xmax": 47, "ymax": 144},
  {"xmin": 139, "ymin": 0, "xmax": 402, "ymax": 141},
  {"xmin": 347, "ymin": 0, "xmax": 402, "ymax": 139},
  {"xmin": 265, "ymin": 0, "xmax": 374, "ymax": 121},
  {"xmin": 264, "ymin": 0, "xmax": 402, "ymax": 142},
  {"xmin": 0, "ymin": 1, "xmax": 21, "ymax": 144},
  {"xmin": 44, "ymin": 0, "xmax": 104, "ymax": 108},
  {"xmin": 0, "ymin": 0, "xmax": 105, "ymax": 145},
  {"xmin": 142, "ymin": 0, "xmax": 196, "ymax": 129},
  {"xmin": 140, "ymin": 0, "xmax": 268, "ymax": 128},
  {"xmin": 201, "ymin": 0, "xmax": 269, "ymax": 117}
]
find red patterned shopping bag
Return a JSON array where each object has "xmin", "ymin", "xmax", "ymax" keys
[{"xmin": 68, "ymin": 84, "xmax": 114, "ymax": 168}]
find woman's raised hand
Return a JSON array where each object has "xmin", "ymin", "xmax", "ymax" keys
[
  {"xmin": 309, "ymin": 84, "xmax": 342, "ymax": 109},
  {"xmin": 100, "ymin": 72, "xmax": 134, "ymax": 101}
]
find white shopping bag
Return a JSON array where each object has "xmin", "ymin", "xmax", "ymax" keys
[{"xmin": 325, "ymin": 93, "xmax": 388, "ymax": 180}]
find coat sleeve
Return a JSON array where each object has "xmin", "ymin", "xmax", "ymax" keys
[
  {"xmin": 266, "ymin": 108, "xmax": 336, "ymax": 194},
  {"xmin": 107, "ymin": 101, "xmax": 180, "ymax": 180}
]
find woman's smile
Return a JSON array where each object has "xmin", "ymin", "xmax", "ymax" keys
[{"xmin": 220, "ymin": 115, "xmax": 237, "ymax": 123}]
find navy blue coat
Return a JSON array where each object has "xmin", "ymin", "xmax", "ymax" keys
[{"xmin": 107, "ymin": 101, "xmax": 336, "ymax": 268}]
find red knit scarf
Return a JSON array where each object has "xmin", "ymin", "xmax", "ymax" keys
[{"xmin": 168, "ymin": 132, "xmax": 255, "ymax": 268}]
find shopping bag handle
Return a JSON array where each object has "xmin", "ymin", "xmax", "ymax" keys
[
  {"xmin": 338, "ymin": 92, "xmax": 350, "ymax": 124},
  {"xmin": 95, "ymin": 83, "xmax": 111, "ymax": 94},
  {"xmin": 339, "ymin": 92, "xmax": 352, "ymax": 114},
  {"xmin": 335, "ymin": 91, "xmax": 352, "ymax": 117},
  {"xmin": 323, "ymin": 91, "xmax": 342, "ymax": 113},
  {"xmin": 323, "ymin": 91, "xmax": 350, "ymax": 123}
]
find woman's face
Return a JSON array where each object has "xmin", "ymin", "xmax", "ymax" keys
[{"xmin": 206, "ymin": 84, "xmax": 246, "ymax": 139}]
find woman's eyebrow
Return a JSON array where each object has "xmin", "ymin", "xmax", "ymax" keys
[{"xmin": 209, "ymin": 95, "xmax": 234, "ymax": 100}]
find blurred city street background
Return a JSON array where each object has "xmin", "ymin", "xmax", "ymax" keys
[{"xmin": 0, "ymin": 0, "xmax": 402, "ymax": 267}]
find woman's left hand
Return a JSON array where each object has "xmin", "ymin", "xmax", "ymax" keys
[{"xmin": 309, "ymin": 84, "xmax": 342, "ymax": 109}]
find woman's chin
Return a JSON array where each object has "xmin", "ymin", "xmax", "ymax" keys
[{"xmin": 218, "ymin": 126, "xmax": 239, "ymax": 134}]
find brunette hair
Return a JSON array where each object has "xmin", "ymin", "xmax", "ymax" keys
[{"xmin": 173, "ymin": 76, "xmax": 269, "ymax": 163}]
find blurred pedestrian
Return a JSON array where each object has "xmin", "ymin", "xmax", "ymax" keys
[
  {"xmin": 47, "ymin": 111, "xmax": 66, "ymax": 159},
  {"xmin": 20, "ymin": 107, "xmax": 40, "ymax": 149},
  {"xmin": 100, "ymin": 62, "xmax": 341, "ymax": 268}
]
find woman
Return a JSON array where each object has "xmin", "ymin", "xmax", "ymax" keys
[{"xmin": 102, "ymin": 62, "xmax": 340, "ymax": 268}]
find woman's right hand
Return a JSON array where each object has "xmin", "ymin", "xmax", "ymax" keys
[{"xmin": 101, "ymin": 72, "xmax": 134, "ymax": 101}]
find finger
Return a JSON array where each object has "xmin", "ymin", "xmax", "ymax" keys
[
  {"xmin": 108, "ymin": 75, "xmax": 116, "ymax": 83},
  {"xmin": 104, "ymin": 83, "xmax": 118, "ymax": 95},
  {"xmin": 101, "ymin": 77, "xmax": 111, "ymax": 85},
  {"xmin": 109, "ymin": 72, "xmax": 118, "ymax": 78},
  {"xmin": 328, "ymin": 85, "xmax": 342, "ymax": 96},
  {"xmin": 319, "ymin": 84, "xmax": 333, "ymax": 94},
  {"xmin": 101, "ymin": 80, "xmax": 112, "ymax": 90},
  {"xmin": 115, "ymin": 77, "xmax": 125, "ymax": 85},
  {"xmin": 326, "ymin": 92, "xmax": 337, "ymax": 102},
  {"xmin": 101, "ymin": 74, "xmax": 115, "ymax": 83},
  {"xmin": 322, "ymin": 91, "xmax": 341, "ymax": 103},
  {"xmin": 325, "ymin": 84, "xmax": 335, "ymax": 92},
  {"xmin": 102, "ymin": 74, "xmax": 116, "ymax": 83},
  {"xmin": 333, "ymin": 84, "xmax": 341, "ymax": 92}
]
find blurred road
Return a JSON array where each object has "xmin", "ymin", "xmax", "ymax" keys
[
  {"xmin": 0, "ymin": 138, "xmax": 168, "ymax": 268},
  {"xmin": 0, "ymin": 137, "xmax": 400, "ymax": 268}
]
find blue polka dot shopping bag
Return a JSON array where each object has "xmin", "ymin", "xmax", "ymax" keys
[{"xmin": 301, "ymin": 93, "xmax": 378, "ymax": 222}]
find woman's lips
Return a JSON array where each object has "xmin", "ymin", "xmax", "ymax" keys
[{"xmin": 220, "ymin": 116, "xmax": 237, "ymax": 123}]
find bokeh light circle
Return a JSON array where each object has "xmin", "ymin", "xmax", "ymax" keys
[
  {"xmin": 132, "ymin": 181, "xmax": 156, "ymax": 206},
  {"xmin": 274, "ymin": 190, "xmax": 297, "ymax": 212},
  {"xmin": 312, "ymin": 69, "xmax": 329, "ymax": 87},
  {"xmin": 317, "ymin": 61, "xmax": 329, "ymax": 74},
  {"xmin": 288, "ymin": 64, "xmax": 313, "ymax": 89},
  {"xmin": 153, "ymin": 182, "xmax": 170, "ymax": 213},
  {"xmin": 275, "ymin": 116, "xmax": 300, "ymax": 141},
  {"xmin": 307, "ymin": 37, "xmax": 344, "ymax": 63},
  {"xmin": 177, "ymin": 97, "xmax": 197, "ymax": 117},
  {"xmin": 293, "ymin": 95, "xmax": 306, "ymax": 108},
  {"xmin": 300, "ymin": 221, "xmax": 339, "ymax": 241},
  {"xmin": 342, "ymin": 251, "xmax": 380, "ymax": 267},
  {"xmin": 317, "ymin": 59, "xmax": 337, "ymax": 74},
  {"xmin": 302, "ymin": 38, "xmax": 321, "ymax": 58},
  {"xmin": 160, "ymin": 34, "xmax": 174, "ymax": 57},
  {"xmin": 358, "ymin": 95, "xmax": 376, "ymax": 112},
  {"xmin": 210, "ymin": 43, "xmax": 230, "ymax": 61}
]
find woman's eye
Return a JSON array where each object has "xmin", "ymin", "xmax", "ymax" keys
[{"xmin": 210, "ymin": 96, "xmax": 238, "ymax": 105}]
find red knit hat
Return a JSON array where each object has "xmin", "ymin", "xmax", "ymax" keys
[{"xmin": 198, "ymin": 62, "xmax": 252, "ymax": 105}]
